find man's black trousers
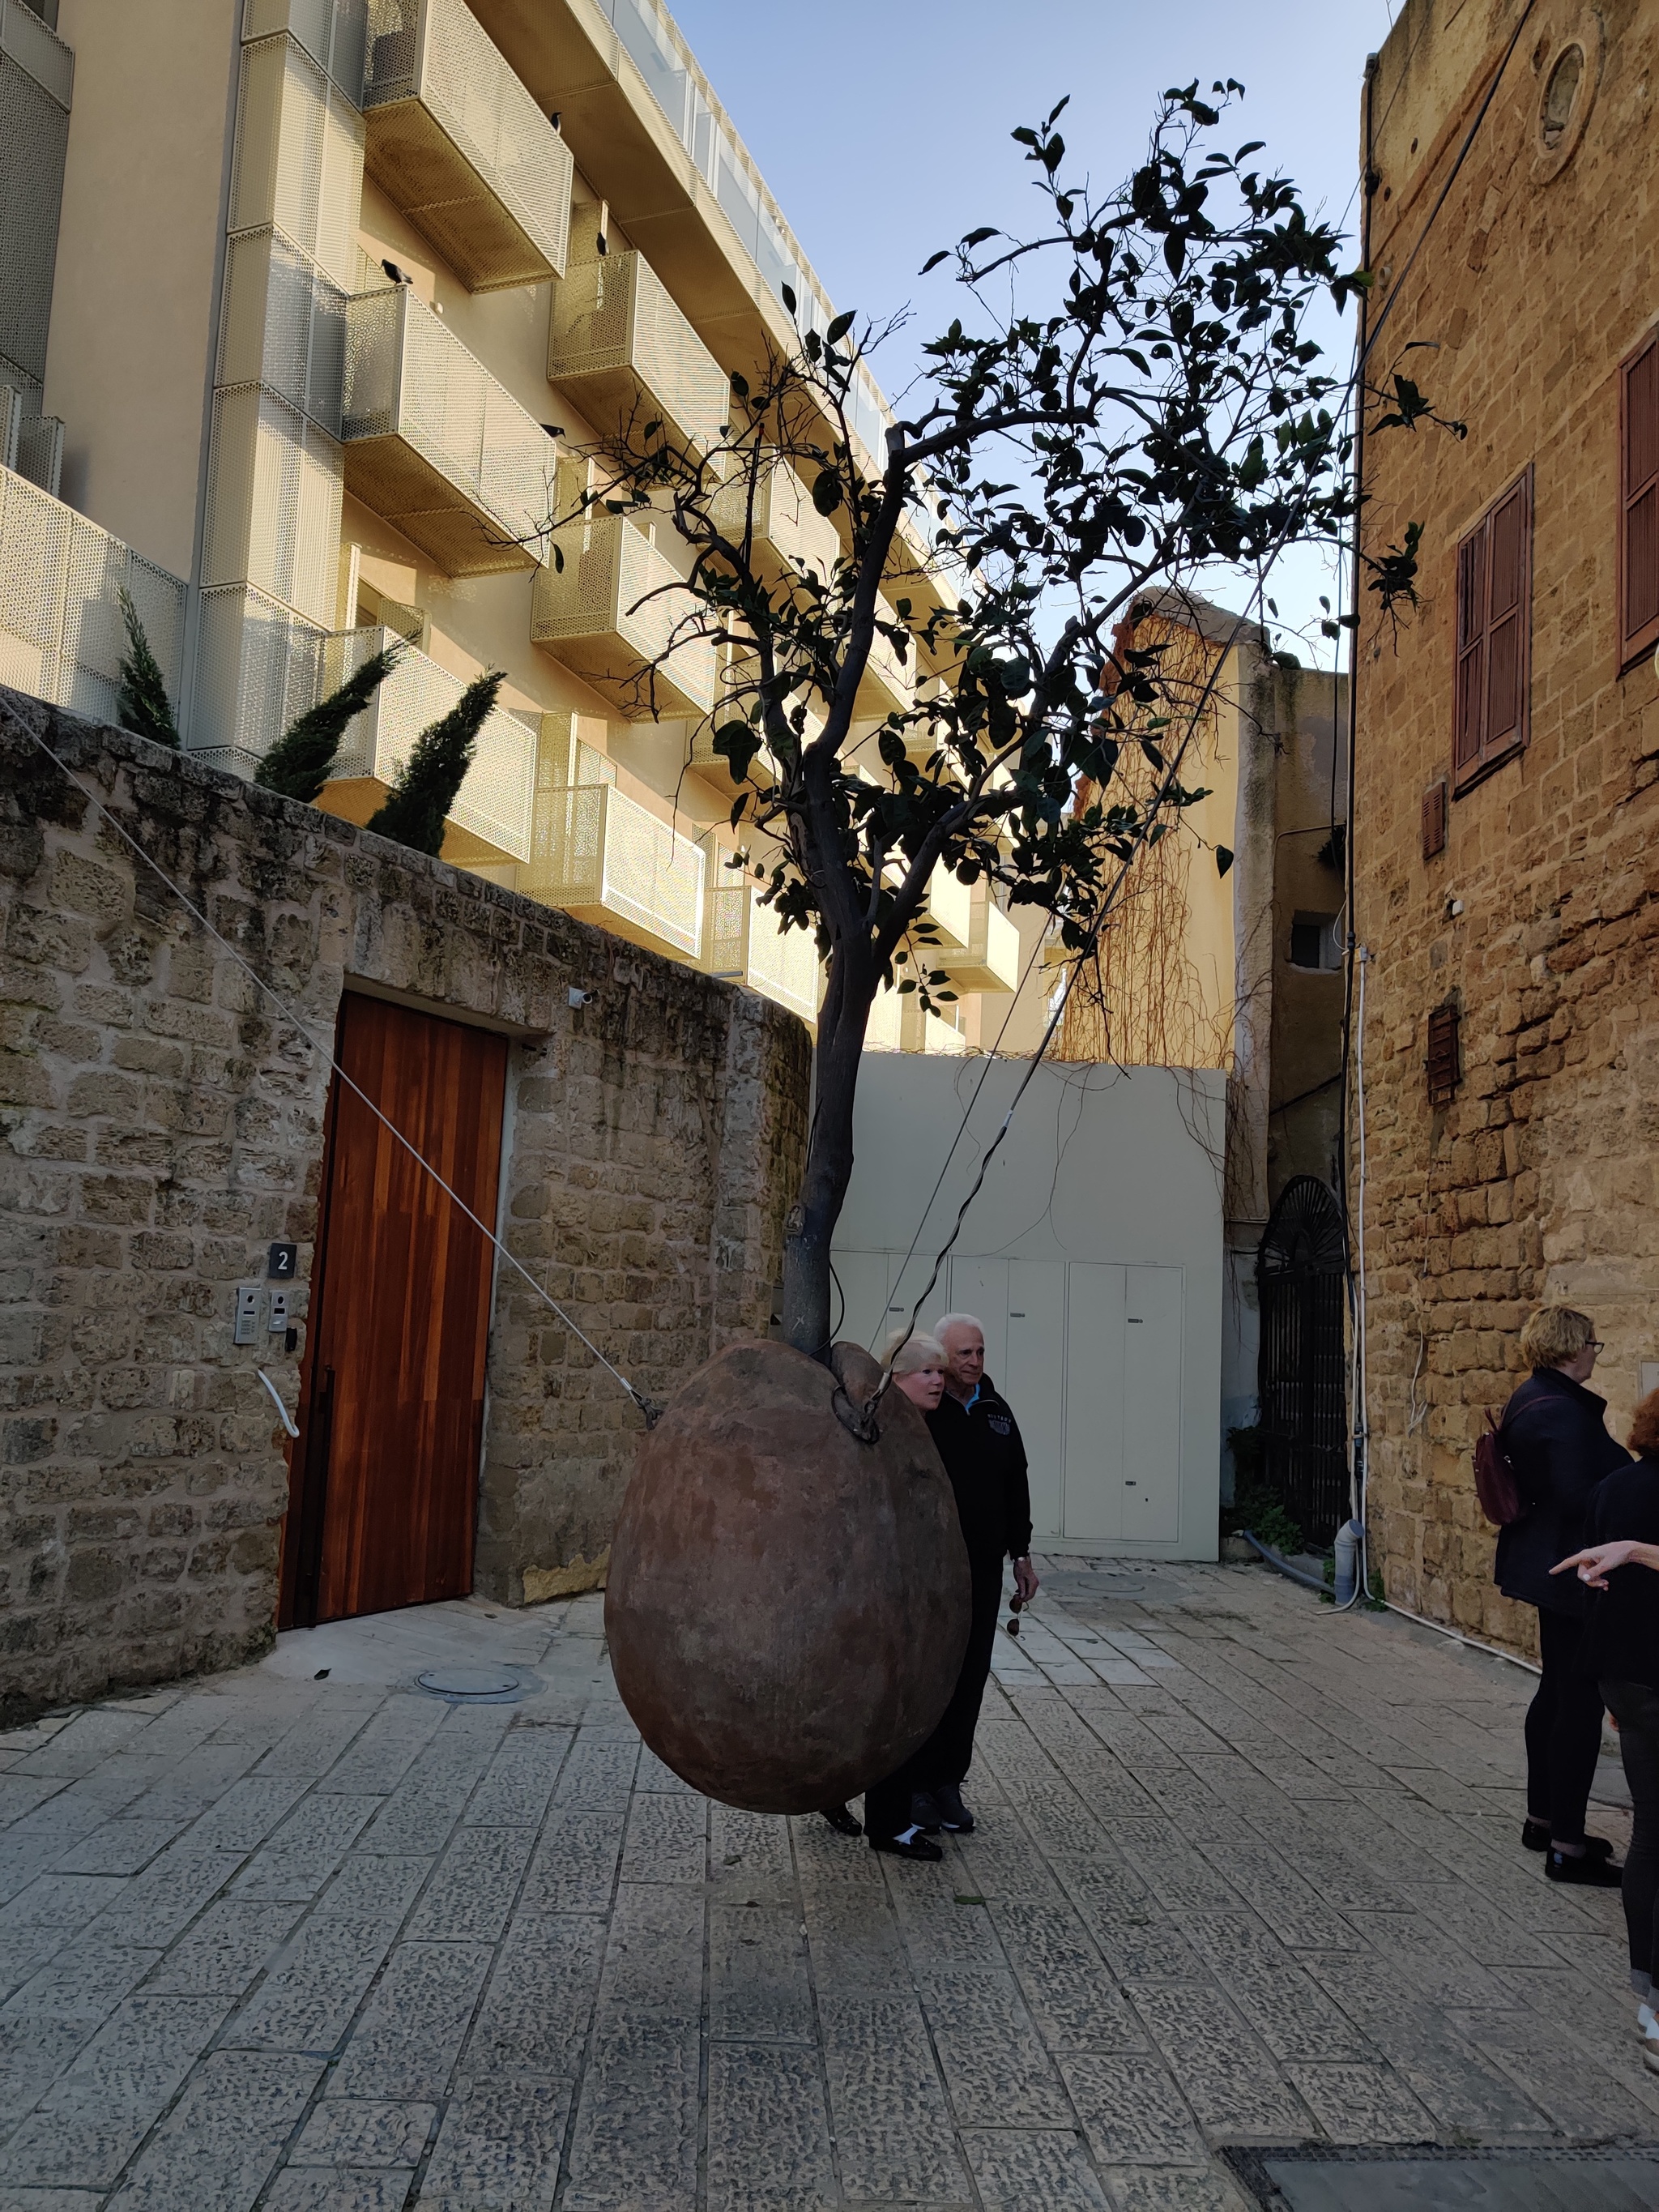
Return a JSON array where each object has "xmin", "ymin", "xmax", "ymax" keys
[{"xmin": 864, "ymin": 1553, "xmax": 1005, "ymax": 1838}]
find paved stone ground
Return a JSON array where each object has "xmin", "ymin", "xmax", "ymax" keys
[{"xmin": 2, "ymin": 1558, "xmax": 1655, "ymax": 2212}]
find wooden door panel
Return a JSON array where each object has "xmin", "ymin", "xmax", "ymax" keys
[{"xmin": 290, "ymin": 993, "xmax": 508, "ymax": 1625}]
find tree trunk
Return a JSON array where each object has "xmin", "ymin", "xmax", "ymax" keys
[{"xmin": 780, "ymin": 956, "xmax": 874, "ymax": 1359}]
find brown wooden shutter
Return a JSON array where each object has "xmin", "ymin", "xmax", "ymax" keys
[
  {"xmin": 1452, "ymin": 467, "xmax": 1533, "ymax": 789},
  {"xmin": 1422, "ymin": 779, "xmax": 1447, "ymax": 859},
  {"xmin": 1427, "ymin": 1001, "xmax": 1461, "ymax": 1105},
  {"xmin": 1622, "ymin": 329, "xmax": 1659, "ymax": 669}
]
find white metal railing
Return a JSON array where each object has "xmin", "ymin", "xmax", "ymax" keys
[
  {"xmin": 0, "ymin": 466, "xmax": 186, "ymax": 730},
  {"xmin": 531, "ymin": 510, "xmax": 717, "ymax": 719},
  {"xmin": 241, "ymin": 0, "xmax": 367, "ymax": 99},
  {"xmin": 522, "ymin": 779, "xmax": 706, "ymax": 959},
  {"xmin": 360, "ymin": 0, "xmax": 572, "ymax": 289},
  {"xmin": 326, "ymin": 624, "xmax": 536, "ymax": 860},
  {"xmin": 1, "ymin": 0, "xmax": 73, "ymax": 108},
  {"xmin": 341, "ymin": 285, "xmax": 554, "ymax": 572},
  {"xmin": 548, "ymin": 246, "xmax": 728, "ymax": 455}
]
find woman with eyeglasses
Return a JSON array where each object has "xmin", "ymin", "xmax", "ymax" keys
[{"xmin": 1494, "ymin": 1305, "xmax": 1630, "ymax": 1884}]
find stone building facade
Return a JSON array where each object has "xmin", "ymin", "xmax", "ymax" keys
[
  {"xmin": 1354, "ymin": 0, "xmax": 1659, "ymax": 1646},
  {"xmin": 0, "ymin": 694, "xmax": 808, "ymax": 1719}
]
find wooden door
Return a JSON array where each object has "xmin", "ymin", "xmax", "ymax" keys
[{"xmin": 280, "ymin": 993, "xmax": 510, "ymax": 1625}]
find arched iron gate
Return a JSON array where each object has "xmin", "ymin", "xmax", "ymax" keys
[{"xmin": 1256, "ymin": 1176, "xmax": 1350, "ymax": 1547}]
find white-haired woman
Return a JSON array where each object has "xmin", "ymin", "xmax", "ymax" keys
[{"xmin": 819, "ymin": 1333, "xmax": 951, "ymax": 1856}]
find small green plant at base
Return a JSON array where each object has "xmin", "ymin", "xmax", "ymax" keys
[
  {"xmin": 116, "ymin": 587, "xmax": 179, "ymax": 749},
  {"xmin": 367, "ymin": 669, "xmax": 504, "ymax": 856},
  {"xmin": 255, "ymin": 644, "xmax": 402, "ymax": 803}
]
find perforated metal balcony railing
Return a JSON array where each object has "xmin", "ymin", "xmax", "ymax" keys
[
  {"xmin": 548, "ymin": 245, "xmax": 727, "ymax": 456},
  {"xmin": 323, "ymin": 624, "xmax": 537, "ymax": 860},
  {"xmin": 0, "ymin": 465, "xmax": 186, "ymax": 729},
  {"xmin": 531, "ymin": 510, "xmax": 717, "ymax": 720},
  {"xmin": 0, "ymin": 0, "xmax": 72, "ymax": 393},
  {"xmin": 856, "ymin": 594, "xmax": 915, "ymax": 720},
  {"xmin": 341, "ymin": 284, "xmax": 554, "ymax": 574},
  {"xmin": 708, "ymin": 455, "xmax": 839, "ymax": 583},
  {"xmin": 360, "ymin": 0, "xmax": 572, "ymax": 292},
  {"xmin": 702, "ymin": 876, "xmax": 820, "ymax": 1025},
  {"xmin": 923, "ymin": 865, "xmax": 1021, "ymax": 994},
  {"xmin": 522, "ymin": 779, "xmax": 706, "ymax": 961}
]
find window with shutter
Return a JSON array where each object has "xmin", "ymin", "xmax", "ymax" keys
[
  {"xmin": 1422, "ymin": 779, "xmax": 1447, "ymax": 859},
  {"xmin": 1452, "ymin": 467, "xmax": 1533, "ymax": 791},
  {"xmin": 1621, "ymin": 329, "xmax": 1659, "ymax": 671},
  {"xmin": 1427, "ymin": 1002, "xmax": 1461, "ymax": 1106}
]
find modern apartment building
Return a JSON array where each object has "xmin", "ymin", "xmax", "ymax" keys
[
  {"xmin": 0, "ymin": 0, "xmax": 1030, "ymax": 1044},
  {"xmin": 1352, "ymin": 0, "xmax": 1658, "ymax": 1646}
]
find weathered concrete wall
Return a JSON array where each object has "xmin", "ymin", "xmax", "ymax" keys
[
  {"xmin": 0, "ymin": 694, "xmax": 809, "ymax": 1717},
  {"xmin": 1354, "ymin": 0, "xmax": 1659, "ymax": 1649}
]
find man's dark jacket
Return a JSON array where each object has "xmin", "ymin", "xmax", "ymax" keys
[
  {"xmin": 926, "ymin": 1377, "xmax": 1033, "ymax": 1561},
  {"xmin": 1494, "ymin": 1366, "xmax": 1630, "ymax": 1616}
]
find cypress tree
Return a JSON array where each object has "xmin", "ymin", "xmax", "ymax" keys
[
  {"xmin": 367, "ymin": 670, "xmax": 504, "ymax": 856},
  {"xmin": 254, "ymin": 644, "xmax": 402, "ymax": 803},
  {"xmin": 116, "ymin": 587, "xmax": 179, "ymax": 749}
]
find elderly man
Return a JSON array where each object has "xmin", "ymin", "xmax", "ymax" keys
[{"xmin": 908, "ymin": 1312, "xmax": 1038, "ymax": 1835}]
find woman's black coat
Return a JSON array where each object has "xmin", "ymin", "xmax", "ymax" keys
[{"xmin": 1493, "ymin": 1366, "xmax": 1631, "ymax": 1616}]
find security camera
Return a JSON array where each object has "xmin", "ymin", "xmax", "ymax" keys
[{"xmin": 568, "ymin": 986, "xmax": 595, "ymax": 1009}]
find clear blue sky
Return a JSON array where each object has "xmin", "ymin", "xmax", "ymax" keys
[{"xmin": 669, "ymin": 0, "xmax": 1404, "ymax": 658}]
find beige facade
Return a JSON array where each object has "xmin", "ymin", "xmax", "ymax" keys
[
  {"xmin": 1056, "ymin": 596, "xmax": 1346, "ymax": 1467},
  {"xmin": 0, "ymin": 0, "xmax": 1018, "ymax": 1052},
  {"xmin": 1353, "ymin": 0, "xmax": 1659, "ymax": 1647}
]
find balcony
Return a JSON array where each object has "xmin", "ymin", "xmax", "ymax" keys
[
  {"xmin": 709, "ymin": 455, "xmax": 839, "ymax": 583},
  {"xmin": 361, "ymin": 0, "xmax": 573, "ymax": 293},
  {"xmin": 320, "ymin": 625, "xmax": 538, "ymax": 863},
  {"xmin": 704, "ymin": 874, "xmax": 820, "ymax": 1024},
  {"xmin": 923, "ymin": 866, "xmax": 1021, "ymax": 993},
  {"xmin": 531, "ymin": 509, "xmax": 716, "ymax": 720},
  {"xmin": 548, "ymin": 246, "xmax": 727, "ymax": 455},
  {"xmin": 0, "ymin": 464, "xmax": 186, "ymax": 730},
  {"xmin": 522, "ymin": 779, "xmax": 706, "ymax": 959},
  {"xmin": 864, "ymin": 981, "xmax": 966, "ymax": 1056},
  {"xmin": 856, "ymin": 595, "xmax": 915, "ymax": 719},
  {"xmin": 341, "ymin": 285, "xmax": 554, "ymax": 574}
]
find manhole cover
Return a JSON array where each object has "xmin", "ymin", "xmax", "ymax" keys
[
  {"xmin": 1224, "ymin": 2145, "xmax": 1659, "ymax": 2210},
  {"xmin": 416, "ymin": 1664, "xmax": 522, "ymax": 1702}
]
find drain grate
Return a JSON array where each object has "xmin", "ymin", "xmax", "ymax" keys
[
  {"xmin": 1223, "ymin": 2143, "xmax": 1659, "ymax": 2210},
  {"xmin": 415, "ymin": 1663, "xmax": 525, "ymax": 1704}
]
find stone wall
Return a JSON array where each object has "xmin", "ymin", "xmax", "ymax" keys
[
  {"xmin": 0, "ymin": 694, "xmax": 809, "ymax": 1718},
  {"xmin": 1354, "ymin": 0, "xmax": 1659, "ymax": 1649}
]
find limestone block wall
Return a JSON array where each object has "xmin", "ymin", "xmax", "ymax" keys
[
  {"xmin": 0, "ymin": 693, "xmax": 808, "ymax": 1717},
  {"xmin": 1354, "ymin": 0, "xmax": 1659, "ymax": 1651}
]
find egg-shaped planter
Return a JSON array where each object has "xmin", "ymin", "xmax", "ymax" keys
[{"xmin": 604, "ymin": 1337, "xmax": 970, "ymax": 1813}]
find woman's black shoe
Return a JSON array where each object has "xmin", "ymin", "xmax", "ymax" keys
[
  {"xmin": 820, "ymin": 1804, "xmax": 862, "ymax": 1838},
  {"xmin": 1546, "ymin": 1847, "xmax": 1623, "ymax": 1886},
  {"xmin": 868, "ymin": 1830, "xmax": 943, "ymax": 1861}
]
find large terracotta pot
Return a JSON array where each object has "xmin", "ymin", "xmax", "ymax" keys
[{"xmin": 604, "ymin": 1338, "xmax": 970, "ymax": 1813}]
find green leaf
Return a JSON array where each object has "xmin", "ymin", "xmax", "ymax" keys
[
  {"xmin": 780, "ymin": 283, "xmax": 797, "ymax": 314},
  {"xmin": 730, "ymin": 792, "xmax": 750, "ymax": 828},
  {"xmin": 730, "ymin": 370, "xmax": 750, "ymax": 399},
  {"xmin": 713, "ymin": 720, "xmax": 763, "ymax": 784},
  {"xmin": 811, "ymin": 468, "xmax": 843, "ymax": 517},
  {"xmin": 826, "ymin": 310, "xmax": 855, "ymax": 344},
  {"xmin": 1215, "ymin": 846, "xmax": 1234, "ymax": 878},
  {"xmin": 920, "ymin": 250, "xmax": 949, "ymax": 274}
]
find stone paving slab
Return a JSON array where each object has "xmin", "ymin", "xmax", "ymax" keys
[{"xmin": 0, "ymin": 1571, "xmax": 1655, "ymax": 2209}]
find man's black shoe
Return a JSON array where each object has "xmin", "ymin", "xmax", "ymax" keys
[
  {"xmin": 1546, "ymin": 1847, "xmax": 1623, "ymax": 1886},
  {"xmin": 820, "ymin": 1804, "xmax": 861, "ymax": 1838},
  {"xmin": 932, "ymin": 1783, "xmax": 975, "ymax": 1833},
  {"xmin": 1523, "ymin": 1818, "xmax": 1613, "ymax": 1858},
  {"xmin": 911, "ymin": 1791, "xmax": 943, "ymax": 1834},
  {"xmin": 869, "ymin": 1830, "xmax": 943, "ymax": 1862}
]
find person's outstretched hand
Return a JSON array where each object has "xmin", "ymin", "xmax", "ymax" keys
[
  {"xmin": 1013, "ymin": 1556, "xmax": 1039, "ymax": 1604},
  {"xmin": 1551, "ymin": 1539, "xmax": 1649, "ymax": 1589}
]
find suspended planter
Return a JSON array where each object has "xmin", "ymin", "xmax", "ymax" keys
[{"xmin": 605, "ymin": 1338, "xmax": 970, "ymax": 1813}]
